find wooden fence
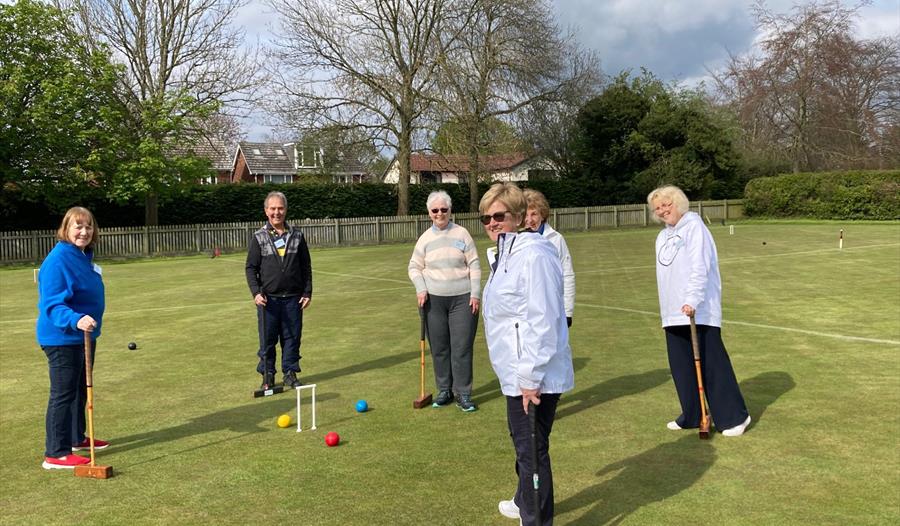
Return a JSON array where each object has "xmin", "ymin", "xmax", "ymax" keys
[{"xmin": 0, "ymin": 199, "xmax": 743, "ymax": 264}]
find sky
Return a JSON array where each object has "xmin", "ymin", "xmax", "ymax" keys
[{"xmin": 235, "ymin": 0, "xmax": 897, "ymax": 140}]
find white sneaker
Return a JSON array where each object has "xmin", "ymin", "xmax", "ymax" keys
[
  {"xmin": 722, "ymin": 415, "xmax": 751, "ymax": 437},
  {"xmin": 498, "ymin": 499, "xmax": 520, "ymax": 520},
  {"xmin": 666, "ymin": 421, "xmax": 682, "ymax": 430}
]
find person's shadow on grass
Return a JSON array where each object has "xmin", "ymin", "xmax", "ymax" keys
[
  {"xmin": 555, "ymin": 368, "xmax": 670, "ymax": 421},
  {"xmin": 556, "ymin": 370, "xmax": 794, "ymax": 524}
]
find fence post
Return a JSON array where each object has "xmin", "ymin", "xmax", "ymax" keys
[
  {"xmin": 724, "ymin": 199, "xmax": 729, "ymax": 220},
  {"xmin": 195, "ymin": 224, "xmax": 201, "ymax": 253},
  {"xmin": 375, "ymin": 217, "xmax": 381, "ymax": 244},
  {"xmin": 142, "ymin": 226, "xmax": 150, "ymax": 256},
  {"xmin": 552, "ymin": 209, "xmax": 558, "ymax": 227},
  {"xmin": 698, "ymin": 200, "xmax": 703, "ymax": 219},
  {"xmin": 643, "ymin": 204, "xmax": 648, "ymax": 226},
  {"xmin": 584, "ymin": 209, "xmax": 589, "ymax": 230},
  {"xmin": 613, "ymin": 206, "xmax": 618, "ymax": 228},
  {"xmin": 334, "ymin": 219, "xmax": 341, "ymax": 246}
]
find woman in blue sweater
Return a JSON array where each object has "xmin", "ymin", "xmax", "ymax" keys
[{"xmin": 37, "ymin": 207, "xmax": 108, "ymax": 469}]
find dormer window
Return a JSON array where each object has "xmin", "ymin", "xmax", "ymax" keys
[
  {"xmin": 275, "ymin": 149, "xmax": 284, "ymax": 156},
  {"xmin": 252, "ymin": 148, "xmax": 261, "ymax": 155}
]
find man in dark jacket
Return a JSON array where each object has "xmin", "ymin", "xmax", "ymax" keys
[{"xmin": 245, "ymin": 191, "xmax": 312, "ymax": 390}]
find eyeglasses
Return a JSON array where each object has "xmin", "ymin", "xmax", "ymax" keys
[
  {"xmin": 430, "ymin": 208, "xmax": 449, "ymax": 214},
  {"xmin": 480, "ymin": 211, "xmax": 510, "ymax": 225}
]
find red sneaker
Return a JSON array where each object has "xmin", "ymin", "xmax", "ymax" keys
[
  {"xmin": 72, "ymin": 438, "xmax": 109, "ymax": 451},
  {"xmin": 42, "ymin": 454, "xmax": 90, "ymax": 470}
]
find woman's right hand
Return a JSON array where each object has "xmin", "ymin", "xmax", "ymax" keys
[
  {"xmin": 76, "ymin": 315, "xmax": 97, "ymax": 332},
  {"xmin": 417, "ymin": 291, "xmax": 428, "ymax": 307}
]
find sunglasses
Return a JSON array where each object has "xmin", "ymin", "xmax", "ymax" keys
[
  {"xmin": 480, "ymin": 211, "xmax": 510, "ymax": 225},
  {"xmin": 430, "ymin": 208, "xmax": 449, "ymax": 214}
]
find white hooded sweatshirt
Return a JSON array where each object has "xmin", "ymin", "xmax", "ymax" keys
[
  {"xmin": 483, "ymin": 231, "xmax": 575, "ymax": 396},
  {"xmin": 655, "ymin": 211, "xmax": 722, "ymax": 328}
]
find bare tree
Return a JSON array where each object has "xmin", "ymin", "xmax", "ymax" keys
[
  {"xmin": 712, "ymin": 0, "xmax": 899, "ymax": 172},
  {"xmin": 433, "ymin": 0, "xmax": 599, "ymax": 210},
  {"xmin": 270, "ymin": 0, "xmax": 473, "ymax": 215},
  {"xmin": 56, "ymin": 0, "xmax": 263, "ymax": 223}
]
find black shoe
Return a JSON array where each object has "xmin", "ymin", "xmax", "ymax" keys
[
  {"xmin": 456, "ymin": 393, "xmax": 477, "ymax": 412},
  {"xmin": 432, "ymin": 390, "xmax": 454, "ymax": 407},
  {"xmin": 260, "ymin": 372, "xmax": 276, "ymax": 390},
  {"xmin": 283, "ymin": 371, "xmax": 302, "ymax": 389}
]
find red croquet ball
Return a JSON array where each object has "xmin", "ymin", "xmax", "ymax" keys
[{"xmin": 324, "ymin": 432, "xmax": 340, "ymax": 447}]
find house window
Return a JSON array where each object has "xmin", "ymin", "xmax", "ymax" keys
[
  {"xmin": 264, "ymin": 174, "xmax": 293, "ymax": 184},
  {"xmin": 299, "ymin": 147, "xmax": 322, "ymax": 168},
  {"xmin": 275, "ymin": 149, "xmax": 284, "ymax": 156},
  {"xmin": 252, "ymin": 148, "xmax": 261, "ymax": 155}
]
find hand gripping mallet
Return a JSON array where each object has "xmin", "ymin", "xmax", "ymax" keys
[
  {"xmin": 74, "ymin": 330, "xmax": 113, "ymax": 479},
  {"xmin": 413, "ymin": 307, "xmax": 433, "ymax": 409},
  {"xmin": 688, "ymin": 314, "xmax": 712, "ymax": 439},
  {"xmin": 529, "ymin": 401, "xmax": 542, "ymax": 526}
]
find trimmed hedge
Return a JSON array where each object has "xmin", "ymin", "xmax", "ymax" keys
[{"xmin": 743, "ymin": 170, "xmax": 900, "ymax": 220}]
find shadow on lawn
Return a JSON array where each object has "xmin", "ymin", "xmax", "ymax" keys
[
  {"xmin": 110, "ymin": 351, "xmax": 420, "ymax": 459},
  {"xmin": 557, "ymin": 370, "xmax": 794, "ymax": 524},
  {"xmin": 555, "ymin": 368, "xmax": 670, "ymax": 421}
]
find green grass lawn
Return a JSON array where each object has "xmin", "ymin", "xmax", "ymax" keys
[{"xmin": 1, "ymin": 221, "xmax": 898, "ymax": 525}]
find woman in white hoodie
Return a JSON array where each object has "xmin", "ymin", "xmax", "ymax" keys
[
  {"xmin": 648, "ymin": 185, "xmax": 751, "ymax": 437},
  {"xmin": 523, "ymin": 189, "xmax": 575, "ymax": 328},
  {"xmin": 481, "ymin": 183, "xmax": 574, "ymax": 526}
]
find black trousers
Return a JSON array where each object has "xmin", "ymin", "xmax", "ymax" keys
[
  {"xmin": 507, "ymin": 393, "xmax": 560, "ymax": 526},
  {"xmin": 665, "ymin": 324, "xmax": 748, "ymax": 430},
  {"xmin": 257, "ymin": 296, "xmax": 302, "ymax": 375}
]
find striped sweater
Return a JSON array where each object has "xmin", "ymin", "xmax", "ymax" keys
[{"xmin": 408, "ymin": 222, "xmax": 481, "ymax": 299}]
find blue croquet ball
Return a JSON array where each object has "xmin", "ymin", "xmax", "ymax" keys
[{"xmin": 355, "ymin": 400, "xmax": 368, "ymax": 413}]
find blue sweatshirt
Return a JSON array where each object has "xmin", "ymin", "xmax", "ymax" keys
[{"xmin": 36, "ymin": 241, "xmax": 105, "ymax": 346}]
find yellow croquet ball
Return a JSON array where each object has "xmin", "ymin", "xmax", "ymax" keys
[{"xmin": 277, "ymin": 414, "xmax": 292, "ymax": 428}]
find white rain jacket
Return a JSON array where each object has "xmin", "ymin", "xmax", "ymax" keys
[
  {"xmin": 483, "ymin": 231, "xmax": 575, "ymax": 396},
  {"xmin": 541, "ymin": 223, "xmax": 575, "ymax": 317},
  {"xmin": 655, "ymin": 211, "xmax": 722, "ymax": 328},
  {"xmin": 487, "ymin": 223, "xmax": 576, "ymax": 317}
]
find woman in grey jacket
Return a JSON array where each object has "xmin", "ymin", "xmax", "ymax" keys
[
  {"xmin": 481, "ymin": 183, "xmax": 574, "ymax": 526},
  {"xmin": 648, "ymin": 185, "xmax": 750, "ymax": 437}
]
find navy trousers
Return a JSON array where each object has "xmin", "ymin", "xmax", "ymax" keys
[
  {"xmin": 257, "ymin": 296, "xmax": 302, "ymax": 375},
  {"xmin": 43, "ymin": 344, "xmax": 93, "ymax": 457},
  {"xmin": 665, "ymin": 324, "xmax": 748, "ymax": 430},
  {"xmin": 507, "ymin": 393, "xmax": 560, "ymax": 526}
]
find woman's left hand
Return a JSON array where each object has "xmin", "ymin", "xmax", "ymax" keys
[{"xmin": 469, "ymin": 297, "xmax": 480, "ymax": 314}]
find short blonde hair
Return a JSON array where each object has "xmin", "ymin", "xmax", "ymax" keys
[
  {"xmin": 56, "ymin": 206, "xmax": 99, "ymax": 251},
  {"xmin": 647, "ymin": 185, "xmax": 690, "ymax": 223},
  {"xmin": 479, "ymin": 183, "xmax": 526, "ymax": 227},
  {"xmin": 523, "ymin": 189, "xmax": 550, "ymax": 222}
]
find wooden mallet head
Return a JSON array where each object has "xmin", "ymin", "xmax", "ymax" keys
[{"xmin": 74, "ymin": 464, "xmax": 114, "ymax": 479}]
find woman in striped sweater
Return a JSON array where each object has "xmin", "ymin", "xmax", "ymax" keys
[{"xmin": 408, "ymin": 191, "xmax": 481, "ymax": 412}]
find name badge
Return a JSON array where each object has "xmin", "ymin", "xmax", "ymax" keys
[
  {"xmin": 274, "ymin": 238, "xmax": 286, "ymax": 249},
  {"xmin": 454, "ymin": 240, "xmax": 466, "ymax": 251},
  {"xmin": 93, "ymin": 263, "xmax": 103, "ymax": 276}
]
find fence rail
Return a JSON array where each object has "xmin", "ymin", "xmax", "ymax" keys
[{"xmin": 1, "ymin": 199, "xmax": 743, "ymax": 264}]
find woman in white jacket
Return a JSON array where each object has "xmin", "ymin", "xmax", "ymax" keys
[
  {"xmin": 480, "ymin": 183, "xmax": 574, "ymax": 526},
  {"xmin": 648, "ymin": 185, "xmax": 751, "ymax": 437},
  {"xmin": 523, "ymin": 189, "xmax": 575, "ymax": 327}
]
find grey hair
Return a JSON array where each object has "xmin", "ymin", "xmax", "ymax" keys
[
  {"xmin": 647, "ymin": 185, "xmax": 689, "ymax": 222},
  {"xmin": 426, "ymin": 190, "xmax": 452, "ymax": 211},
  {"xmin": 264, "ymin": 191, "xmax": 287, "ymax": 209}
]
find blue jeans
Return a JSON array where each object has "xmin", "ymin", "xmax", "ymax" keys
[
  {"xmin": 43, "ymin": 344, "xmax": 93, "ymax": 457},
  {"xmin": 507, "ymin": 393, "xmax": 560, "ymax": 526},
  {"xmin": 257, "ymin": 296, "xmax": 302, "ymax": 375}
]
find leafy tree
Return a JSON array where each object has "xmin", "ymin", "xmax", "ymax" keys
[
  {"xmin": 573, "ymin": 72, "xmax": 742, "ymax": 203},
  {"xmin": 431, "ymin": 117, "xmax": 525, "ymax": 156},
  {"xmin": 0, "ymin": 0, "xmax": 123, "ymax": 210}
]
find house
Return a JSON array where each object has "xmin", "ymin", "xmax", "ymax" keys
[
  {"xmin": 381, "ymin": 153, "xmax": 558, "ymax": 184},
  {"xmin": 232, "ymin": 142, "xmax": 374, "ymax": 184},
  {"xmin": 169, "ymin": 137, "xmax": 233, "ymax": 184}
]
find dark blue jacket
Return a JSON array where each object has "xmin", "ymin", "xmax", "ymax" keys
[{"xmin": 36, "ymin": 242, "xmax": 105, "ymax": 346}]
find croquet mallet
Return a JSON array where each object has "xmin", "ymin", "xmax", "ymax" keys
[
  {"xmin": 413, "ymin": 307, "xmax": 433, "ymax": 408},
  {"xmin": 74, "ymin": 330, "xmax": 113, "ymax": 479},
  {"xmin": 688, "ymin": 314, "xmax": 712, "ymax": 439},
  {"xmin": 528, "ymin": 401, "xmax": 542, "ymax": 526}
]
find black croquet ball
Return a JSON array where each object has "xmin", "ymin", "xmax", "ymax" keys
[
  {"xmin": 762, "ymin": 241, "xmax": 766, "ymax": 245},
  {"xmin": 128, "ymin": 342, "xmax": 137, "ymax": 350}
]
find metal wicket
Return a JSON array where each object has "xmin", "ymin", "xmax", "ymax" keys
[{"xmin": 295, "ymin": 384, "xmax": 317, "ymax": 433}]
